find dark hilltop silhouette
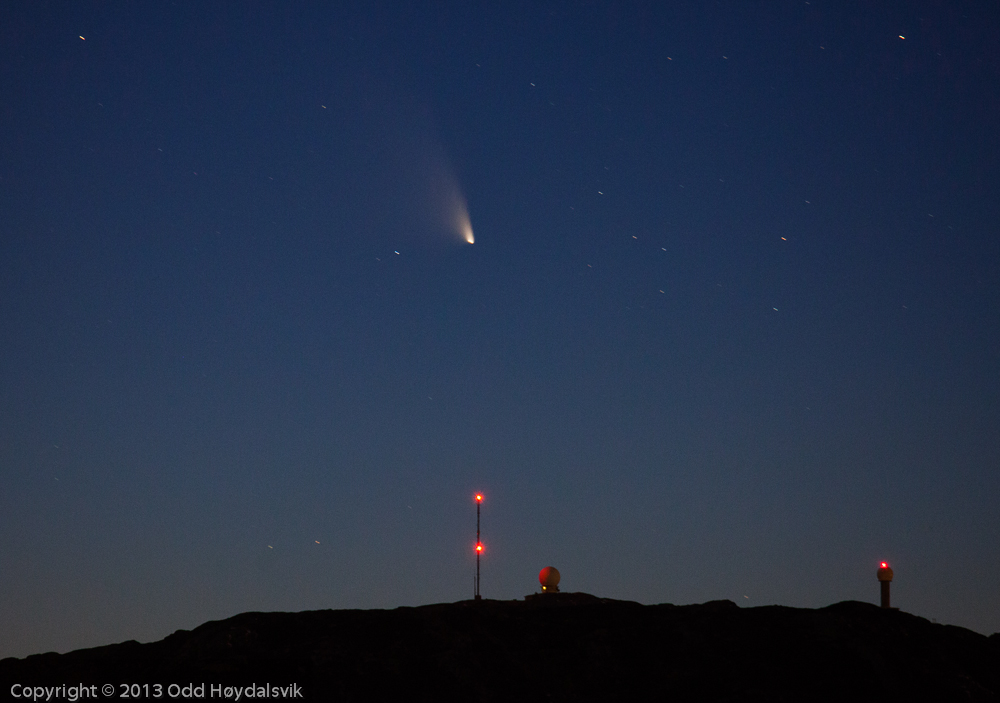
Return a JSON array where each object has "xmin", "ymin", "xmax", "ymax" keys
[{"xmin": 2, "ymin": 594, "xmax": 999, "ymax": 701}]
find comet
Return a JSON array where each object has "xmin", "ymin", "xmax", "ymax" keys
[
  {"xmin": 384, "ymin": 117, "xmax": 475, "ymax": 246},
  {"xmin": 455, "ymin": 196, "xmax": 474, "ymax": 244},
  {"xmin": 438, "ymin": 171, "xmax": 474, "ymax": 244}
]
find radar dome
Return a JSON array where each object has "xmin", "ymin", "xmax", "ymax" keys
[
  {"xmin": 877, "ymin": 562, "xmax": 893, "ymax": 582},
  {"xmin": 539, "ymin": 566, "xmax": 561, "ymax": 592}
]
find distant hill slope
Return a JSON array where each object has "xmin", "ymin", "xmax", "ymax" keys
[{"xmin": 2, "ymin": 595, "xmax": 998, "ymax": 701}]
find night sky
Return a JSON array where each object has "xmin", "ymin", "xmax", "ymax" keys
[{"xmin": 2, "ymin": 1, "xmax": 999, "ymax": 660}]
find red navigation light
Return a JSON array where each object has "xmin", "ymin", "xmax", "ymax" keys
[
  {"xmin": 880, "ymin": 562, "xmax": 888, "ymax": 568},
  {"xmin": 475, "ymin": 494, "xmax": 483, "ymax": 503},
  {"xmin": 475, "ymin": 543, "xmax": 483, "ymax": 553}
]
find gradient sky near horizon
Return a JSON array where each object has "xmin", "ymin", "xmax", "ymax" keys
[{"xmin": 2, "ymin": 1, "xmax": 999, "ymax": 659}]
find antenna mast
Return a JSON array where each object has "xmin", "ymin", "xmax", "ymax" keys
[{"xmin": 474, "ymin": 493, "xmax": 483, "ymax": 600}]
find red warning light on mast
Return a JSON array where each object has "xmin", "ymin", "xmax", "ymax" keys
[
  {"xmin": 476, "ymin": 543, "xmax": 483, "ymax": 553},
  {"xmin": 475, "ymin": 493, "xmax": 483, "ymax": 503}
]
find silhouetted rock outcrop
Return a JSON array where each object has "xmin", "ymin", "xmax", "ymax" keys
[{"xmin": 2, "ymin": 596, "xmax": 998, "ymax": 701}]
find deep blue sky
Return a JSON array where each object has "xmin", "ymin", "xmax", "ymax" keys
[{"xmin": 2, "ymin": 1, "xmax": 998, "ymax": 659}]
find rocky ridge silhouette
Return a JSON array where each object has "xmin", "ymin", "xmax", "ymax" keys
[{"xmin": 2, "ymin": 594, "xmax": 998, "ymax": 701}]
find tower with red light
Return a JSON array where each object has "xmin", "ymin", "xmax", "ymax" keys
[
  {"xmin": 474, "ymin": 493, "xmax": 483, "ymax": 600},
  {"xmin": 877, "ymin": 561, "xmax": 894, "ymax": 608}
]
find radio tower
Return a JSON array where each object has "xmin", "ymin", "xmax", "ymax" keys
[{"xmin": 474, "ymin": 493, "xmax": 483, "ymax": 600}]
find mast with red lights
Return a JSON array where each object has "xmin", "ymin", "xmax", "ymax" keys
[{"xmin": 474, "ymin": 493, "xmax": 483, "ymax": 600}]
